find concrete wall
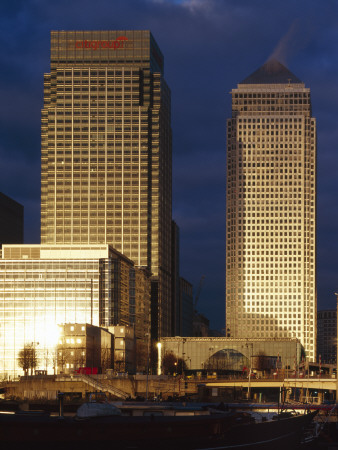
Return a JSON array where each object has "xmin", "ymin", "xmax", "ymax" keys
[{"xmin": 2, "ymin": 375, "xmax": 197, "ymax": 401}]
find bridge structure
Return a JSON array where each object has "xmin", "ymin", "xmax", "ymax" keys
[{"xmin": 204, "ymin": 377, "xmax": 338, "ymax": 403}]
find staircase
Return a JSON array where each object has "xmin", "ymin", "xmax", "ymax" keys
[{"xmin": 73, "ymin": 374, "xmax": 130, "ymax": 400}]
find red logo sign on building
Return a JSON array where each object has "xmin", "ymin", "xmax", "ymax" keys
[{"xmin": 75, "ymin": 36, "xmax": 129, "ymax": 50}]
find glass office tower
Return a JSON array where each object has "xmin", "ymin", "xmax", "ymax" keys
[
  {"xmin": 226, "ymin": 60, "xmax": 316, "ymax": 360},
  {"xmin": 41, "ymin": 31, "xmax": 172, "ymax": 338}
]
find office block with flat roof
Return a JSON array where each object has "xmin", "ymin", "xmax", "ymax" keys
[
  {"xmin": 226, "ymin": 60, "xmax": 317, "ymax": 360},
  {"xmin": 41, "ymin": 31, "xmax": 172, "ymax": 338}
]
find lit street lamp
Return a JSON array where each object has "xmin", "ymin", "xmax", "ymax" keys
[
  {"xmin": 145, "ymin": 332, "xmax": 150, "ymax": 401},
  {"xmin": 335, "ymin": 293, "xmax": 338, "ymax": 402}
]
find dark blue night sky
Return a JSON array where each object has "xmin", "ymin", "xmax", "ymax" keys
[{"xmin": 1, "ymin": 0, "xmax": 338, "ymax": 331}]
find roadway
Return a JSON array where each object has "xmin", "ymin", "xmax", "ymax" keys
[{"xmin": 203, "ymin": 377, "xmax": 338, "ymax": 400}]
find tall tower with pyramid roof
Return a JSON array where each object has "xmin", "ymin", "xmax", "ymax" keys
[{"xmin": 226, "ymin": 59, "xmax": 316, "ymax": 360}]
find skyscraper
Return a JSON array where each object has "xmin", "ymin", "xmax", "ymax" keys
[
  {"xmin": 226, "ymin": 59, "xmax": 316, "ymax": 360},
  {"xmin": 41, "ymin": 31, "xmax": 172, "ymax": 338}
]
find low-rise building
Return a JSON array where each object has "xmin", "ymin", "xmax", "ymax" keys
[
  {"xmin": 160, "ymin": 337, "xmax": 304, "ymax": 375},
  {"xmin": 58, "ymin": 323, "xmax": 113, "ymax": 374},
  {"xmin": 109, "ymin": 325, "xmax": 136, "ymax": 373}
]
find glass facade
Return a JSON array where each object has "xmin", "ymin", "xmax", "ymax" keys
[
  {"xmin": 0, "ymin": 244, "xmax": 150, "ymax": 377},
  {"xmin": 41, "ymin": 31, "xmax": 172, "ymax": 338},
  {"xmin": 226, "ymin": 60, "xmax": 316, "ymax": 360}
]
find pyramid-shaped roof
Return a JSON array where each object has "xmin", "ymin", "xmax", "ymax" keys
[{"xmin": 239, "ymin": 59, "xmax": 302, "ymax": 85}]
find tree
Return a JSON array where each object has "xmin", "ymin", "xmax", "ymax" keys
[
  {"xmin": 17, "ymin": 343, "xmax": 38, "ymax": 376},
  {"xmin": 255, "ymin": 352, "xmax": 268, "ymax": 371},
  {"xmin": 162, "ymin": 352, "xmax": 187, "ymax": 375},
  {"xmin": 101, "ymin": 345, "xmax": 112, "ymax": 373},
  {"xmin": 56, "ymin": 344, "xmax": 72, "ymax": 374}
]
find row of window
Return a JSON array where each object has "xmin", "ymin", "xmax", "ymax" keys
[{"xmin": 234, "ymin": 93, "xmax": 309, "ymax": 99}]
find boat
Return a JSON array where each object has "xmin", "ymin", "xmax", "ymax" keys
[{"xmin": 0, "ymin": 396, "xmax": 318, "ymax": 450}]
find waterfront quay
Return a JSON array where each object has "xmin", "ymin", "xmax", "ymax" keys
[
  {"xmin": 1, "ymin": 374, "xmax": 338, "ymax": 450},
  {"xmin": 1, "ymin": 373, "xmax": 338, "ymax": 406}
]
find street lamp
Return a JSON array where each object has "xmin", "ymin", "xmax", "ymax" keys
[
  {"xmin": 335, "ymin": 293, "xmax": 338, "ymax": 402},
  {"xmin": 145, "ymin": 332, "xmax": 150, "ymax": 401},
  {"xmin": 243, "ymin": 341, "xmax": 253, "ymax": 400},
  {"xmin": 157, "ymin": 342, "xmax": 162, "ymax": 376}
]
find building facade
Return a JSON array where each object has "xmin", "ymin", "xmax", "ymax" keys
[
  {"xmin": 161, "ymin": 337, "xmax": 303, "ymax": 373},
  {"xmin": 0, "ymin": 244, "xmax": 150, "ymax": 377},
  {"xmin": 179, "ymin": 277, "xmax": 193, "ymax": 337},
  {"xmin": 226, "ymin": 60, "xmax": 316, "ymax": 360},
  {"xmin": 317, "ymin": 309, "xmax": 336, "ymax": 364},
  {"xmin": 41, "ymin": 31, "xmax": 172, "ymax": 338},
  {"xmin": 193, "ymin": 312, "xmax": 210, "ymax": 337},
  {"xmin": 171, "ymin": 221, "xmax": 180, "ymax": 336},
  {"xmin": 58, "ymin": 323, "xmax": 113, "ymax": 374},
  {"xmin": 109, "ymin": 325, "xmax": 136, "ymax": 373}
]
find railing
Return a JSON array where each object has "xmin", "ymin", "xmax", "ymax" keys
[{"xmin": 64, "ymin": 373, "xmax": 130, "ymax": 400}]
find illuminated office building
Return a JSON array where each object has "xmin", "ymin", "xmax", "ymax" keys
[
  {"xmin": 226, "ymin": 60, "xmax": 316, "ymax": 360},
  {"xmin": 58, "ymin": 323, "xmax": 113, "ymax": 375},
  {"xmin": 0, "ymin": 244, "xmax": 150, "ymax": 377},
  {"xmin": 41, "ymin": 31, "xmax": 172, "ymax": 338}
]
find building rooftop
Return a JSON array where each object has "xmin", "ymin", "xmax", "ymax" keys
[{"xmin": 239, "ymin": 59, "xmax": 302, "ymax": 85}]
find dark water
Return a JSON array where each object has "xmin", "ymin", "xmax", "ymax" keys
[
  {"xmin": 305, "ymin": 442, "xmax": 338, "ymax": 449},
  {"xmin": 308, "ymin": 423, "xmax": 338, "ymax": 449}
]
